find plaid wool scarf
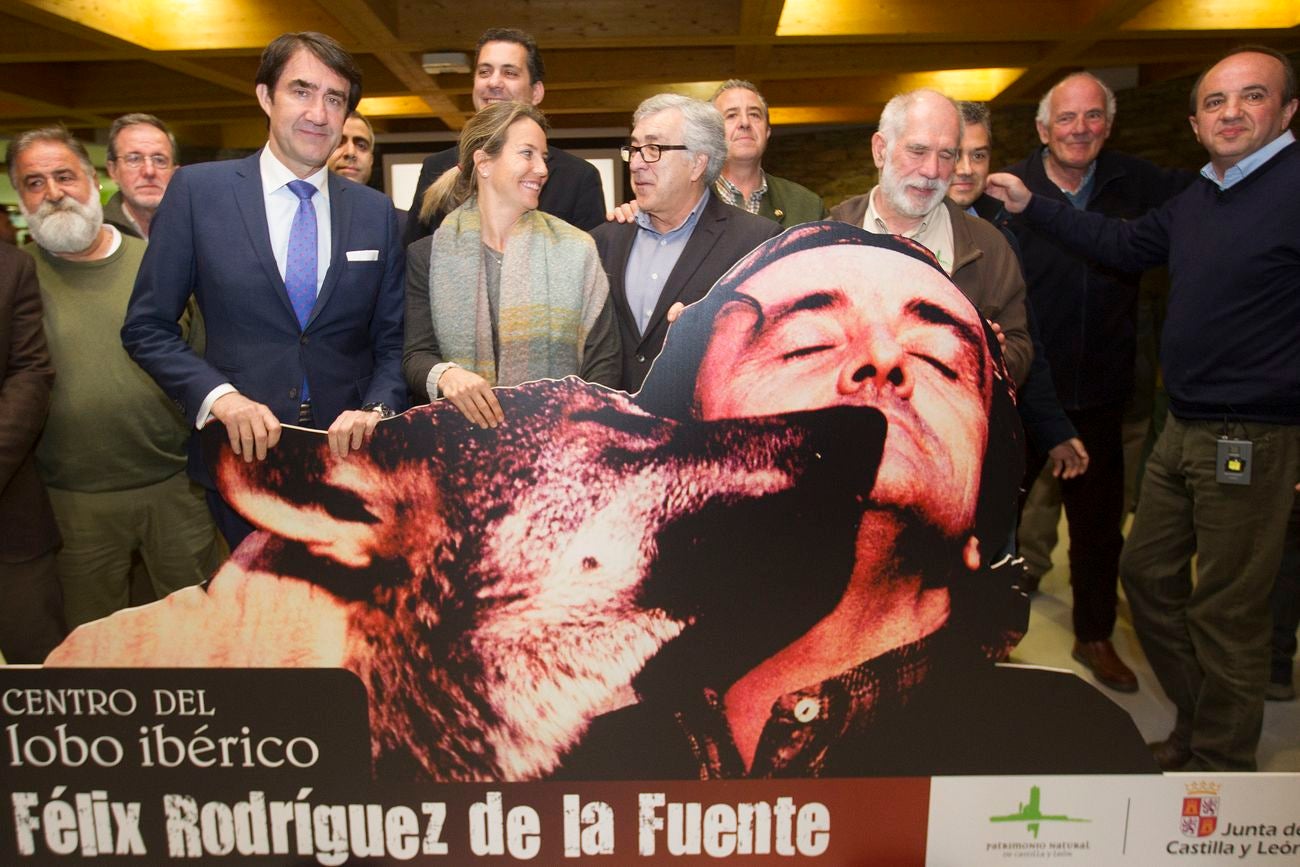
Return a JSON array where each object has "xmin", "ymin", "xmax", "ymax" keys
[{"xmin": 429, "ymin": 199, "xmax": 608, "ymax": 386}]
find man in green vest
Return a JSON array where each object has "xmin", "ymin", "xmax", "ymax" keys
[{"xmin": 711, "ymin": 80, "xmax": 827, "ymax": 228}]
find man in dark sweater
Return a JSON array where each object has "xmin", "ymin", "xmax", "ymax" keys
[
  {"xmin": 402, "ymin": 28, "xmax": 605, "ymax": 246},
  {"xmin": 987, "ymin": 46, "xmax": 1300, "ymax": 772},
  {"xmin": 1001, "ymin": 73, "xmax": 1191, "ymax": 693}
]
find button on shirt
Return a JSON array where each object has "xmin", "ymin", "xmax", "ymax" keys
[
  {"xmin": 624, "ymin": 191, "xmax": 710, "ymax": 336},
  {"xmin": 670, "ymin": 634, "xmax": 935, "ymax": 778},
  {"xmin": 195, "ymin": 146, "xmax": 333, "ymax": 426}
]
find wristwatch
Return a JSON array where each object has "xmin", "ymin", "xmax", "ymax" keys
[{"xmin": 361, "ymin": 402, "xmax": 395, "ymax": 419}]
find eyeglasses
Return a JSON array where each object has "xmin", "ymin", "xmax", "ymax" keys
[
  {"xmin": 112, "ymin": 153, "xmax": 174, "ymax": 171},
  {"xmin": 620, "ymin": 144, "xmax": 689, "ymax": 164}
]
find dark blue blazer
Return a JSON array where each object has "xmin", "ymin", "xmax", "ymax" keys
[{"xmin": 122, "ymin": 150, "xmax": 407, "ymax": 461}]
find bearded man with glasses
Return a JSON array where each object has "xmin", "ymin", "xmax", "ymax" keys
[{"xmin": 593, "ymin": 93, "xmax": 779, "ymax": 393}]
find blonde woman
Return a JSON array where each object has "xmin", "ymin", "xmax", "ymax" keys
[{"xmin": 403, "ymin": 102, "xmax": 619, "ymax": 426}]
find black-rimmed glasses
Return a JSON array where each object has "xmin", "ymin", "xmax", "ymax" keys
[{"xmin": 620, "ymin": 144, "xmax": 689, "ymax": 163}]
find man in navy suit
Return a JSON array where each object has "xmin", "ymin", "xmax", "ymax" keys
[{"xmin": 123, "ymin": 32, "xmax": 406, "ymax": 546}]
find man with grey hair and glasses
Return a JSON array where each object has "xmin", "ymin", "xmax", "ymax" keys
[
  {"xmin": 592, "ymin": 93, "xmax": 779, "ymax": 393},
  {"xmin": 104, "ymin": 113, "xmax": 179, "ymax": 240}
]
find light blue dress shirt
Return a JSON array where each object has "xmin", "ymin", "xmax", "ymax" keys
[
  {"xmin": 624, "ymin": 191, "xmax": 709, "ymax": 336},
  {"xmin": 1200, "ymin": 129, "xmax": 1295, "ymax": 190}
]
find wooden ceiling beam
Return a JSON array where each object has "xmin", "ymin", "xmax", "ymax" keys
[
  {"xmin": 0, "ymin": 88, "xmax": 109, "ymax": 129},
  {"xmin": 1086, "ymin": 34, "xmax": 1300, "ymax": 64},
  {"xmin": 993, "ymin": 0, "xmax": 1163, "ymax": 104},
  {"xmin": 774, "ymin": 0, "xmax": 1095, "ymax": 37},
  {"xmin": 2, "ymin": 0, "xmax": 1296, "ymax": 146},
  {"xmin": 529, "ymin": 69, "xmax": 1024, "ymax": 120},
  {"xmin": 397, "ymin": 2, "xmax": 743, "ymax": 48},
  {"xmin": 11, "ymin": 0, "xmax": 343, "ymax": 51},
  {"xmin": 734, "ymin": 0, "xmax": 785, "ymax": 79},
  {"xmin": 503, "ymin": 43, "xmax": 1049, "ymax": 93},
  {"xmin": 316, "ymin": 0, "xmax": 463, "ymax": 128},
  {"xmin": 2, "ymin": 2, "xmax": 256, "ymax": 108}
]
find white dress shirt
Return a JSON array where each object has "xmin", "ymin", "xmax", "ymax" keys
[{"xmin": 196, "ymin": 146, "xmax": 333, "ymax": 426}]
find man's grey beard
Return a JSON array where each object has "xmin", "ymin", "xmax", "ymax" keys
[
  {"xmin": 23, "ymin": 193, "xmax": 104, "ymax": 254},
  {"xmin": 879, "ymin": 156, "xmax": 949, "ymax": 220}
]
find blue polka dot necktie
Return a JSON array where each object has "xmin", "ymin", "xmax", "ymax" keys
[
  {"xmin": 285, "ymin": 180, "xmax": 318, "ymax": 327},
  {"xmin": 285, "ymin": 179, "xmax": 317, "ymax": 402}
]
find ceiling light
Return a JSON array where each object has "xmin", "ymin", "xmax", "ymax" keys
[{"xmin": 422, "ymin": 52, "xmax": 471, "ymax": 75}]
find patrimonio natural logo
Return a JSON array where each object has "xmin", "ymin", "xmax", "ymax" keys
[{"xmin": 989, "ymin": 785, "xmax": 1091, "ymax": 839}]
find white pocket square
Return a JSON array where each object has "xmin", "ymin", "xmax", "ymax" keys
[{"xmin": 346, "ymin": 249, "xmax": 380, "ymax": 261}]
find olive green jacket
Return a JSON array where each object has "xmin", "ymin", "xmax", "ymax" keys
[{"xmin": 756, "ymin": 173, "xmax": 828, "ymax": 228}]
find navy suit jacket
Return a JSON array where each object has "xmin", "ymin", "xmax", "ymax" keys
[{"xmin": 122, "ymin": 151, "xmax": 406, "ymax": 479}]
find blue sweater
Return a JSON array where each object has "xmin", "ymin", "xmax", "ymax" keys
[{"xmin": 1023, "ymin": 141, "xmax": 1300, "ymax": 425}]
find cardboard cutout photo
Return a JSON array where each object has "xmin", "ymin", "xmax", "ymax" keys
[{"xmin": 42, "ymin": 222, "xmax": 1155, "ymax": 782}]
